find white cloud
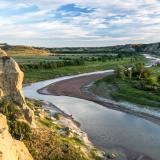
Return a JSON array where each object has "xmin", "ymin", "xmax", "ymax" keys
[{"xmin": 0, "ymin": 0, "xmax": 160, "ymax": 47}]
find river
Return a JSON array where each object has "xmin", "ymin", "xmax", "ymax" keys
[{"xmin": 23, "ymin": 55, "xmax": 160, "ymax": 160}]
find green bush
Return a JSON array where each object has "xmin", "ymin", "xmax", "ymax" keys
[
  {"xmin": 0, "ymin": 100, "xmax": 22, "ymax": 120},
  {"xmin": 54, "ymin": 113, "xmax": 61, "ymax": 120},
  {"xmin": 0, "ymin": 100, "xmax": 31, "ymax": 140},
  {"xmin": 26, "ymin": 99, "xmax": 43, "ymax": 110},
  {"xmin": 9, "ymin": 120, "xmax": 31, "ymax": 140},
  {"xmin": 39, "ymin": 117, "xmax": 53, "ymax": 128},
  {"xmin": 147, "ymin": 76, "xmax": 157, "ymax": 86}
]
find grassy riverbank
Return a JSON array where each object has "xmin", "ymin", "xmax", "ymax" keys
[
  {"xmin": 0, "ymin": 99, "xmax": 103, "ymax": 160},
  {"xmin": 22, "ymin": 56, "xmax": 145, "ymax": 83},
  {"xmin": 92, "ymin": 66, "xmax": 160, "ymax": 108}
]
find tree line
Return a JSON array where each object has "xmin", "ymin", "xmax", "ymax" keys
[
  {"xmin": 20, "ymin": 54, "xmax": 142, "ymax": 71},
  {"xmin": 116, "ymin": 63, "xmax": 160, "ymax": 90},
  {"xmin": 59, "ymin": 53, "xmax": 142, "ymax": 62},
  {"xmin": 20, "ymin": 58, "xmax": 85, "ymax": 71}
]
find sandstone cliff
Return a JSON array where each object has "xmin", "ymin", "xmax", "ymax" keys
[
  {"xmin": 0, "ymin": 49, "xmax": 35, "ymax": 126},
  {"xmin": 0, "ymin": 48, "xmax": 34, "ymax": 160},
  {"xmin": 0, "ymin": 48, "xmax": 25, "ymax": 105},
  {"xmin": 0, "ymin": 114, "xmax": 33, "ymax": 160}
]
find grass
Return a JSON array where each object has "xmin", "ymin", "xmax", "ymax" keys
[
  {"xmin": 13, "ymin": 55, "xmax": 62, "ymax": 64},
  {"xmin": 4, "ymin": 45, "xmax": 49, "ymax": 56},
  {"xmin": 0, "ymin": 100, "xmax": 31, "ymax": 140},
  {"xmin": 0, "ymin": 98, "xmax": 102, "ymax": 160},
  {"xmin": 23, "ymin": 57, "xmax": 145, "ymax": 83},
  {"xmin": 13, "ymin": 53, "xmax": 119, "ymax": 64},
  {"xmin": 24, "ymin": 127, "xmax": 90, "ymax": 160},
  {"xmin": 23, "ymin": 99, "xmax": 103, "ymax": 160},
  {"xmin": 93, "ymin": 67, "xmax": 160, "ymax": 108}
]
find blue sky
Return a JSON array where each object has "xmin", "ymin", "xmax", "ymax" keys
[{"xmin": 0, "ymin": 0, "xmax": 160, "ymax": 47}]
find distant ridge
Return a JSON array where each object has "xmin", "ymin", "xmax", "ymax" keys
[
  {"xmin": 1, "ymin": 42, "xmax": 160, "ymax": 55},
  {"xmin": 1, "ymin": 44, "xmax": 50, "ymax": 56},
  {"xmin": 45, "ymin": 42, "xmax": 160, "ymax": 55}
]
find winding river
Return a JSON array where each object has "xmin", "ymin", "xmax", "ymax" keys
[{"xmin": 24, "ymin": 55, "xmax": 160, "ymax": 160}]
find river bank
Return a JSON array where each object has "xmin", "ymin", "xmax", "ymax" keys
[
  {"xmin": 24, "ymin": 71, "xmax": 160, "ymax": 159},
  {"xmin": 38, "ymin": 73, "xmax": 160, "ymax": 126},
  {"xmin": 23, "ymin": 55, "xmax": 160, "ymax": 160},
  {"xmin": 37, "ymin": 73, "xmax": 158, "ymax": 159},
  {"xmin": 38, "ymin": 100, "xmax": 107, "ymax": 159}
]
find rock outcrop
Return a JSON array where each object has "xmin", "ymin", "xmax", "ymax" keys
[
  {"xmin": 0, "ymin": 49, "xmax": 35, "ymax": 159},
  {"xmin": 0, "ymin": 48, "xmax": 35, "ymax": 126},
  {"xmin": 0, "ymin": 114, "xmax": 33, "ymax": 160},
  {"xmin": 0, "ymin": 48, "xmax": 25, "ymax": 104}
]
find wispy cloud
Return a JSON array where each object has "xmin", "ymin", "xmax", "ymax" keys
[{"xmin": 0, "ymin": 0, "xmax": 160, "ymax": 47}]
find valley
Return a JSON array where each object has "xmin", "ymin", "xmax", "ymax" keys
[
  {"xmin": 1, "ymin": 1, "xmax": 160, "ymax": 160},
  {"xmin": 23, "ymin": 54, "xmax": 160, "ymax": 160}
]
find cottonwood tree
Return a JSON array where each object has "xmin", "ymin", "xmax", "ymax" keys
[{"xmin": 116, "ymin": 65, "xmax": 126, "ymax": 80}]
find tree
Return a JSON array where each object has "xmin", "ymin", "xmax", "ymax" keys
[
  {"xmin": 142, "ymin": 69, "xmax": 150, "ymax": 80},
  {"xmin": 136, "ymin": 63, "xmax": 144, "ymax": 79},
  {"xmin": 116, "ymin": 65, "xmax": 126, "ymax": 80},
  {"xmin": 132, "ymin": 63, "xmax": 144, "ymax": 79},
  {"xmin": 147, "ymin": 76, "xmax": 157, "ymax": 87},
  {"xmin": 158, "ymin": 75, "xmax": 160, "ymax": 83},
  {"xmin": 126, "ymin": 69, "xmax": 132, "ymax": 79}
]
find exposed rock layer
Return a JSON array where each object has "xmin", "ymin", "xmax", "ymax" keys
[
  {"xmin": 0, "ymin": 48, "xmax": 25, "ymax": 104},
  {"xmin": 0, "ymin": 49, "xmax": 35, "ymax": 126},
  {"xmin": 0, "ymin": 114, "xmax": 33, "ymax": 160},
  {"xmin": 0, "ymin": 49, "xmax": 34, "ymax": 159}
]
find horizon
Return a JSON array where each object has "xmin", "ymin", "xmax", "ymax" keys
[
  {"xmin": 0, "ymin": 0, "xmax": 160, "ymax": 47},
  {"xmin": 1, "ymin": 41, "xmax": 160, "ymax": 49}
]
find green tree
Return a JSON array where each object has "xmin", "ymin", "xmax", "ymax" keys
[
  {"xmin": 147, "ymin": 76, "xmax": 157, "ymax": 87},
  {"xmin": 142, "ymin": 69, "xmax": 150, "ymax": 80},
  {"xmin": 116, "ymin": 65, "xmax": 126, "ymax": 80},
  {"xmin": 158, "ymin": 75, "xmax": 160, "ymax": 83},
  {"xmin": 136, "ymin": 63, "xmax": 144, "ymax": 79},
  {"xmin": 126, "ymin": 69, "xmax": 132, "ymax": 79},
  {"xmin": 132, "ymin": 63, "xmax": 144, "ymax": 79},
  {"xmin": 9, "ymin": 121, "xmax": 31, "ymax": 140}
]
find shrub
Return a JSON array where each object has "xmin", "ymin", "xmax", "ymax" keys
[
  {"xmin": 64, "ymin": 127, "xmax": 70, "ymax": 136},
  {"xmin": 157, "ymin": 75, "xmax": 160, "ymax": 83},
  {"xmin": 147, "ymin": 76, "xmax": 157, "ymax": 87},
  {"xmin": 54, "ymin": 113, "xmax": 61, "ymax": 120},
  {"xmin": 0, "ymin": 100, "xmax": 22, "ymax": 120},
  {"xmin": 116, "ymin": 65, "xmax": 126, "ymax": 80},
  {"xmin": 0, "ymin": 100, "xmax": 31, "ymax": 140},
  {"xmin": 9, "ymin": 120, "xmax": 31, "ymax": 140},
  {"xmin": 25, "ymin": 128, "xmax": 90, "ymax": 160},
  {"xmin": 39, "ymin": 117, "xmax": 53, "ymax": 128}
]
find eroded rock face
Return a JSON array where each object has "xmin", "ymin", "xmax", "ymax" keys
[
  {"xmin": 0, "ymin": 114, "xmax": 33, "ymax": 160},
  {"xmin": 0, "ymin": 49, "xmax": 25, "ymax": 104},
  {"xmin": 0, "ymin": 49, "xmax": 35, "ymax": 126}
]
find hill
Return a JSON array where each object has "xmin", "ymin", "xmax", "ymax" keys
[
  {"xmin": 1, "ymin": 42, "xmax": 160, "ymax": 56},
  {"xmin": 45, "ymin": 42, "xmax": 160, "ymax": 55},
  {"xmin": 1, "ymin": 44, "xmax": 50, "ymax": 56}
]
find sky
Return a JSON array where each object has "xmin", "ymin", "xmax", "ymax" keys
[{"xmin": 0, "ymin": 0, "xmax": 160, "ymax": 47}]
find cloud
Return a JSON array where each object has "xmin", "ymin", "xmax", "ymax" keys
[{"xmin": 0, "ymin": 0, "xmax": 160, "ymax": 47}]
